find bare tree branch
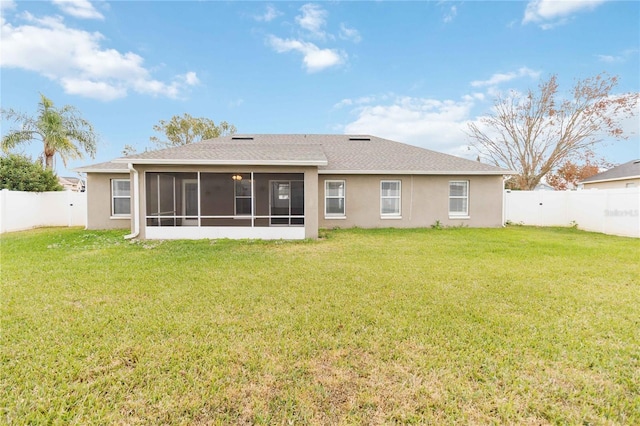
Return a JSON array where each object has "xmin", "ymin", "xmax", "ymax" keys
[{"xmin": 467, "ymin": 73, "xmax": 639, "ymax": 189}]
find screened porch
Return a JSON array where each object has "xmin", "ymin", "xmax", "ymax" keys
[{"xmin": 144, "ymin": 172, "xmax": 305, "ymax": 229}]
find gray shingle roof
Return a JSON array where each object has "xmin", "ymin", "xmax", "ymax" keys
[
  {"xmin": 580, "ymin": 159, "xmax": 640, "ymax": 183},
  {"xmin": 78, "ymin": 134, "xmax": 513, "ymax": 175},
  {"xmin": 74, "ymin": 161, "xmax": 128, "ymax": 173},
  {"xmin": 113, "ymin": 142, "xmax": 327, "ymax": 166}
]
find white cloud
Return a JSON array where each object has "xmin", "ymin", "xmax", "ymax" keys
[
  {"xmin": 266, "ymin": 3, "xmax": 357, "ymax": 73},
  {"xmin": 342, "ymin": 95, "xmax": 478, "ymax": 155},
  {"xmin": 295, "ymin": 3, "xmax": 328, "ymax": 39},
  {"xmin": 267, "ymin": 35, "xmax": 345, "ymax": 73},
  {"xmin": 471, "ymin": 67, "xmax": 540, "ymax": 88},
  {"xmin": 60, "ymin": 77, "xmax": 125, "ymax": 101},
  {"xmin": 0, "ymin": 0, "xmax": 16, "ymax": 11},
  {"xmin": 596, "ymin": 49, "xmax": 639, "ymax": 64},
  {"xmin": 333, "ymin": 95, "xmax": 381, "ymax": 109},
  {"xmin": 182, "ymin": 71, "xmax": 199, "ymax": 86},
  {"xmin": 443, "ymin": 5, "xmax": 457, "ymax": 23},
  {"xmin": 0, "ymin": 12, "xmax": 198, "ymax": 101},
  {"xmin": 254, "ymin": 4, "xmax": 281, "ymax": 22},
  {"xmin": 52, "ymin": 0, "xmax": 104, "ymax": 20},
  {"xmin": 339, "ymin": 23, "xmax": 361, "ymax": 43},
  {"xmin": 523, "ymin": 0, "xmax": 606, "ymax": 28}
]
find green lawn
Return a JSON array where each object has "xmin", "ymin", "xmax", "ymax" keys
[{"xmin": 2, "ymin": 227, "xmax": 639, "ymax": 424}]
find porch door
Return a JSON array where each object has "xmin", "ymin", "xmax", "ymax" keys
[
  {"xmin": 269, "ymin": 180, "xmax": 304, "ymax": 226},
  {"xmin": 182, "ymin": 179, "xmax": 198, "ymax": 226},
  {"xmin": 270, "ymin": 181, "xmax": 290, "ymax": 225}
]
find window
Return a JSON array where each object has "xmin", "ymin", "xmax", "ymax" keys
[
  {"xmin": 380, "ymin": 180, "xmax": 401, "ymax": 217},
  {"xmin": 626, "ymin": 182, "xmax": 636, "ymax": 188},
  {"xmin": 325, "ymin": 180, "xmax": 345, "ymax": 217},
  {"xmin": 449, "ymin": 181, "xmax": 469, "ymax": 217},
  {"xmin": 111, "ymin": 179, "xmax": 131, "ymax": 216},
  {"xmin": 235, "ymin": 178, "xmax": 252, "ymax": 215}
]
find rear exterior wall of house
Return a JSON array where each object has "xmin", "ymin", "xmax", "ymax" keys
[
  {"xmin": 85, "ymin": 171, "xmax": 505, "ymax": 236},
  {"xmin": 318, "ymin": 174, "xmax": 504, "ymax": 229},
  {"xmin": 86, "ymin": 173, "xmax": 131, "ymax": 230}
]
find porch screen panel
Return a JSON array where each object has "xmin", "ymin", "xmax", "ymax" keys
[
  {"xmin": 146, "ymin": 173, "xmax": 159, "ymax": 216},
  {"xmin": 200, "ymin": 173, "xmax": 236, "ymax": 226},
  {"xmin": 145, "ymin": 172, "xmax": 197, "ymax": 226},
  {"xmin": 235, "ymin": 178, "xmax": 252, "ymax": 216},
  {"xmin": 291, "ymin": 181, "xmax": 304, "ymax": 225}
]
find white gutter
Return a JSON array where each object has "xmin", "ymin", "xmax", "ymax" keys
[
  {"xmin": 124, "ymin": 163, "xmax": 140, "ymax": 240},
  {"xmin": 318, "ymin": 169, "xmax": 516, "ymax": 176}
]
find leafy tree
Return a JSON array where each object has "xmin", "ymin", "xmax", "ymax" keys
[
  {"xmin": 467, "ymin": 73, "xmax": 639, "ymax": 190},
  {"xmin": 1, "ymin": 94, "xmax": 98, "ymax": 171},
  {"xmin": 150, "ymin": 113, "xmax": 237, "ymax": 148},
  {"xmin": 0, "ymin": 154, "xmax": 63, "ymax": 192},
  {"xmin": 547, "ymin": 154, "xmax": 607, "ymax": 190}
]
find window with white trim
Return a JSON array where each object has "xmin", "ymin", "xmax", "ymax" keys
[
  {"xmin": 380, "ymin": 180, "xmax": 401, "ymax": 217},
  {"xmin": 449, "ymin": 181, "xmax": 469, "ymax": 217},
  {"xmin": 111, "ymin": 179, "xmax": 131, "ymax": 216},
  {"xmin": 325, "ymin": 180, "xmax": 345, "ymax": 217}
]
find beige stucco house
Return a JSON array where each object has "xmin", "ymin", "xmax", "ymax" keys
[
  {"xmin": 75, "ymin": 134, "xmax": 513, "ymax": 240},
  {"xmin": 580, "ymin": 159, "xmax": 640, "ymax": 189},
  {"xmin": 58, "ymin": 176, "xmax": 85, "ymax": 192}
]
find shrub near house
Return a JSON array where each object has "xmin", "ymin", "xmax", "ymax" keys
[{"xmin": 0, "ymin": 154, "xmax": 62, "ymax": 192}]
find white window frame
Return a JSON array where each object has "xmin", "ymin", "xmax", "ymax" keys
[
  {"xmin": 325, "ymin": 180, "xmax": 346, "ymax": 219},
  {"xmin": 380, "ymin": 180, "xmax": 401, "ymax": 218},
  {"xmin": 449, "ymin": 180, "xmax": 469, "ymax": 218},
  {"xmin": 111, "ymin": 178, "xmax": 131, "ymax": 218}
]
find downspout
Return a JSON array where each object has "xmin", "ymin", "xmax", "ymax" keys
[
  {"xmin": 124, "ymin": 163, "xmax": 140, "ymax": 239},
  {"xmin": 502, "ymin": 175, "xmax": 508, "ymax": 227}
]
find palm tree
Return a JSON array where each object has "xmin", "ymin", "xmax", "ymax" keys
[{"xmin": 1, "ymin": 94, "xmax": 97, "ymax": 170}]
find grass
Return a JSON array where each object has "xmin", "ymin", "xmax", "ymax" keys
[{"xmin": 1, "ymin": 226, "xmax": 639, "ymax": 424}]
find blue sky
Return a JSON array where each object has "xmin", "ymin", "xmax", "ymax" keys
[{"xmin": 1, "ymin": 0, "xmax": 639, "ymax": 178}]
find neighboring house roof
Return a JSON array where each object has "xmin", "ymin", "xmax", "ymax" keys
[
  {"xmin": 580, "ymin": 159, "xmax": 640, "ymax": 184},
  {"xmin": 76, "ymin": 134, "xmax": 513, "ymax": 175},
  {"xmin": 58, "ymin": 176, "xmax": 82, "ymax": 185},
  {"xmin": 534, "ymin": 183, "xmax": 555, "ymax": 191}
]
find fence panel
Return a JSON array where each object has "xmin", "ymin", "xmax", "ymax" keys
[
  {"xmin": 0, "ymin": 189, "xmax": 87, "ymax": 233},
  {"xmin": 505, "ymin": 188, "xmax": 640, "ymax": 238}
]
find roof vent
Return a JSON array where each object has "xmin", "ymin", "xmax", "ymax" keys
[
  {"xmin": 348, "ymin": 136, "xmax": 370, "ymax": 141},
  {"xmin": 231, "ymin": 136, "xmax": 254, "ymax": 140}
]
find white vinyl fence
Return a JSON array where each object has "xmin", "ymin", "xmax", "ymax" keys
[
  {"xmin": 1, "ymin": 188, "xmax": 638, "ymax": 238},
  {"xmin": 0, "ymin": 189, "xmax": 87, "ymax": 234},
  {"xmin": 505, "ymin": 188, "xmax": 640, "ymax": 238}
]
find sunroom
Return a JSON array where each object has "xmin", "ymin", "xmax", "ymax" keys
[{"xmin": 141, "ymin": 171, "xmax": 311, "ymax": 240}]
